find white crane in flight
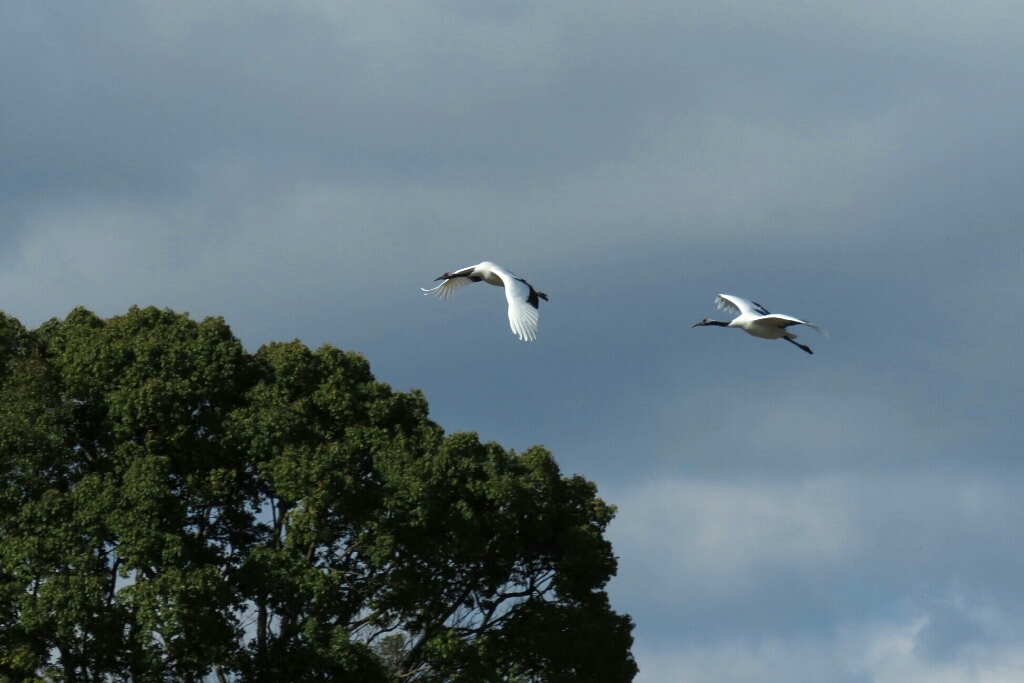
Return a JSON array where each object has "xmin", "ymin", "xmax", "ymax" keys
[
  {"xmin": 692, "ymin": 294, "xmax": 825, "ymax": 354},
  {"xmin": 422, "ymin": 262, "xmax": 548, "ymax": 342}
]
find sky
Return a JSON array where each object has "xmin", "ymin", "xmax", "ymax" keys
[{"xmin": 2, "ymin": 1, "xmax": 1023, "ymax": 681}]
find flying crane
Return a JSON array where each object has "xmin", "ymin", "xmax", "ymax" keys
[
  {"xmin": 692, "ymin": 294, "xmax": 825, "ymax": 354},
  {"xmin": 423, "ymin": 261, "xmax": 548, "ymax": 342}
]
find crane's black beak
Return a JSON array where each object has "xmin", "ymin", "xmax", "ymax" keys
[
  {"xmin": 434, "ymin": 272, "xmax": 452, "ymax": 281},
  {"xmin": 691, "ymin": 318, "xmax": 709, "ymax": 328}
]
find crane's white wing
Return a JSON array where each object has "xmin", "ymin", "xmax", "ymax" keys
[
  {"xmin": 715, "ymin": 294, "xmax": 766, "ymax": 318},
  {"xmin": 421, "ymin": 265, "xmax": 477, "ymax": 300},
  {"xmin": 492, "ymin": 266, "xmax": 540, "ymax": 341},
  {"xmin": 757, "ymin": 314, "xmax": 826, "ymax": 336}
]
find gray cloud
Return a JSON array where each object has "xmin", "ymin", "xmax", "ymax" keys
[{"xmin": 608, "ymin": 472, "xmax": 1024, "ymax": 658}]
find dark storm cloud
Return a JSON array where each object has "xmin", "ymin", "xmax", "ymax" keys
[
  {"xmin": 5, "ymin": 0, "xmax": 1019, "ymax": 203},
  {"xmin": 1, "ymin": 0, "xmax": 642, "ymax": 200}
]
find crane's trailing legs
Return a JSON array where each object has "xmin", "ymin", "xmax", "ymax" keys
[{"xmin": 783, "ymin": 337, "xmax": 813, "ymax": 355}]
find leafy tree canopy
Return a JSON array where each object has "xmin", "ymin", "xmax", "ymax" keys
[{"xmin": 0, "ymin": 307, "xmax": 636, "ymax": 683}]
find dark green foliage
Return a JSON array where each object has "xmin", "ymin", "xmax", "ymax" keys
[{"xmin": 0, "ymin": 307, "xmax": 636, "ymax": 682}]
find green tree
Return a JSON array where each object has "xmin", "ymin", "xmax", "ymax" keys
[
  {"xmin": 0, "ymin": 307, "xmax": 636, "ymax": 683},
  {"xmin": 2, "ymin": 307, "xmax": 256, "ymax": 683}
]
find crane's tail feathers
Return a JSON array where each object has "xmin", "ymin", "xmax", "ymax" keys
[{"xmin": 802, "ymin": 322, "xmax": 827, "ymax": 337}]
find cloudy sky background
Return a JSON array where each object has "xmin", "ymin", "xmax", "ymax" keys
[{"xmin": 3, "ymin": 1, "xmax": 1023, "ymax": 681}]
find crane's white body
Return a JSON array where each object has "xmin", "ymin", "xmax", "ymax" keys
[
  {"xmin": 422, "ymin": 261, "xmax": 548, "ymax": 342},
  {"xmin": 694, "ymin": 294, "xmax": 824, "ymax": 353}
]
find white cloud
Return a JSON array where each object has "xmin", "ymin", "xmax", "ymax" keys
[
  {"xmin": 610, "ymin": 476, "xmax": 861, "ymax": 597},
  {"xmin": 607, "ymin": 470, "xmax": 1024, "ymax": 622},
  {"xmin": 632, "ymin": 618, "xmax": 1024, "ymax": 683}
]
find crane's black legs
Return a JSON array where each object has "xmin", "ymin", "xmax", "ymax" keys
[{"xmin": 784, "ymin": 337, "xmax": 813, "ymax": 354}]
